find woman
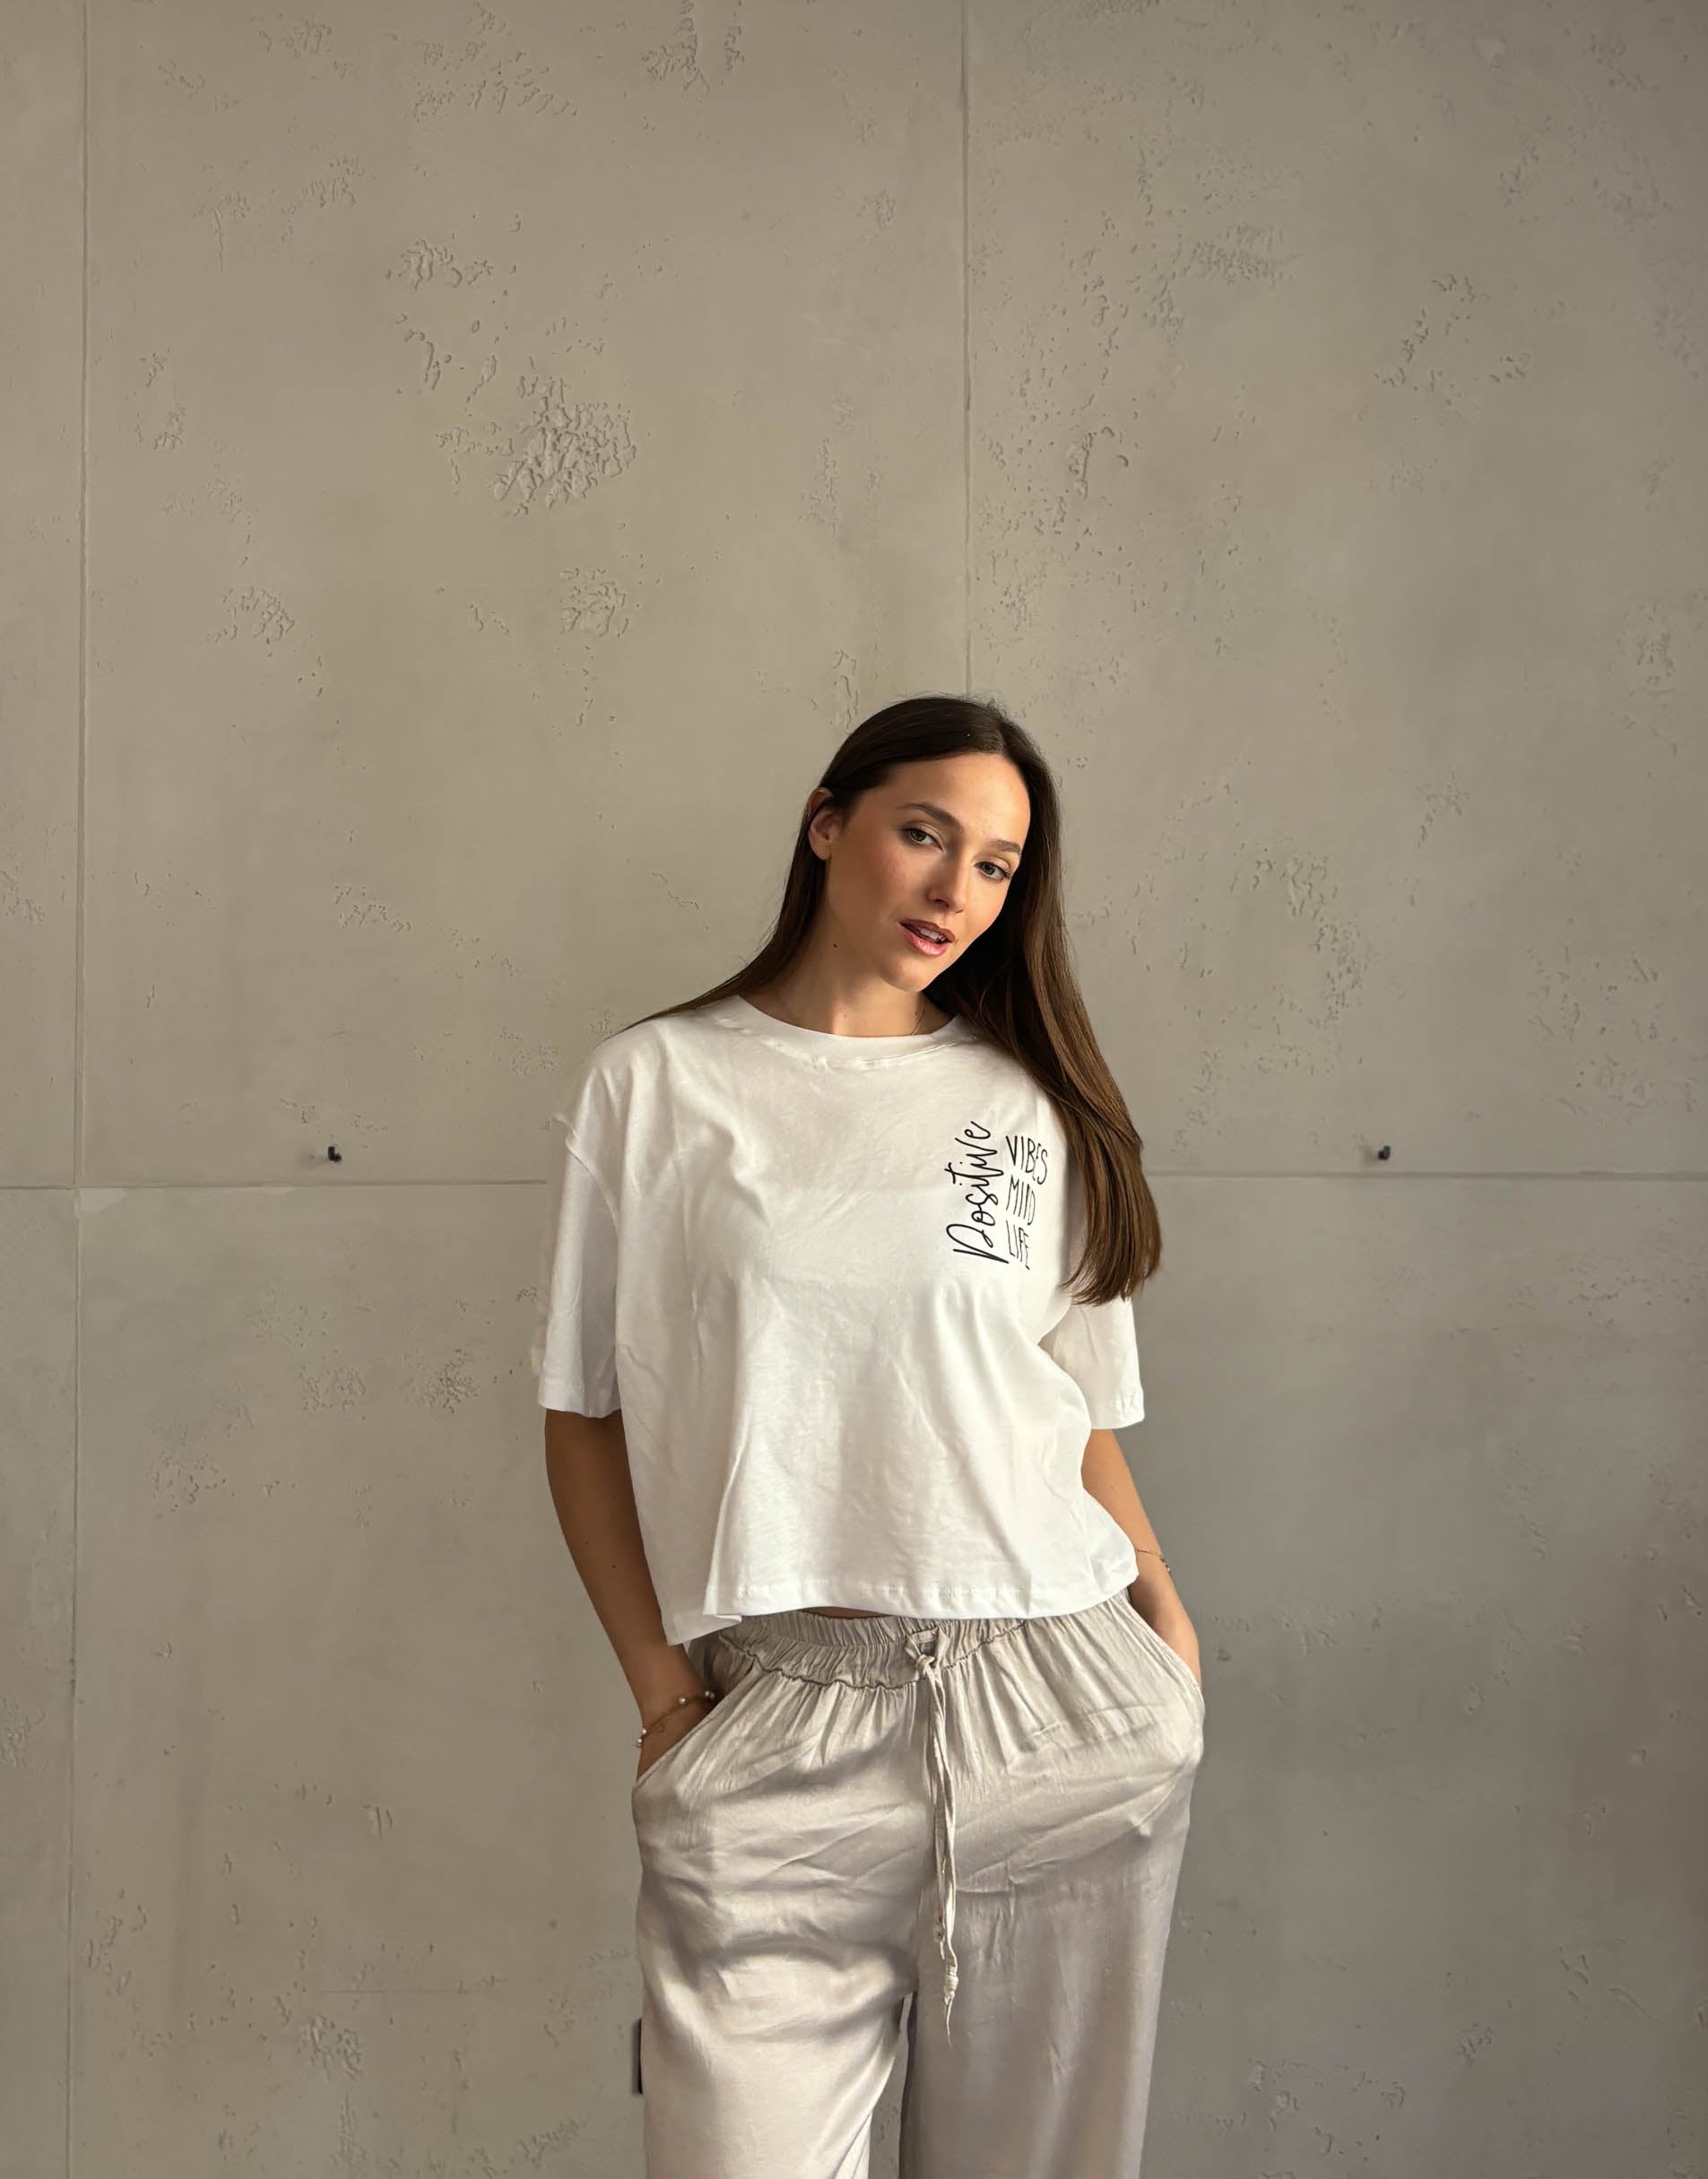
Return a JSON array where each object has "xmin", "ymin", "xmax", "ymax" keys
[{"xmin": 533, "ymin": 694, "xmax": 1205, "ymax": 2178}]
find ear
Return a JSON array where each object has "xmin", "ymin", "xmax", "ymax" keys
[{"xmin": 803, "ymin": 788, "xmax": 840, "ymax": 855}]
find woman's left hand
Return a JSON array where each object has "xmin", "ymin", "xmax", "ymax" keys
[{"xmin": 1134, "ymin": 1596, "xmax": 1203, "ymax": 1696}]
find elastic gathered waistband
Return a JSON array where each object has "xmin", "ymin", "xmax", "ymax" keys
[{"xmin": 715, "ymin": 1599, "xmax": 1109, "ymax": 1689}]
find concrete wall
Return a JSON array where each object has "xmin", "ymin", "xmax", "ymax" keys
[{"xmin": 4, "ymin": 1, "xmax": 1703, "ymax": 2172}]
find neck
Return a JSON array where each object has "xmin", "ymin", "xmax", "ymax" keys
[{"xmin": 745, "ymin": 973, "xmax": 942, "ymax": 1038}]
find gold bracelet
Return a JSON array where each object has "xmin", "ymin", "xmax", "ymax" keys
[
  {"xmin": 636, "ymin": 1688, "xmax": 718, "ymax": 1747},
  {"xmin": 1134, "ymin": 1544, "xmax": 1171, "ymax": 1573}
]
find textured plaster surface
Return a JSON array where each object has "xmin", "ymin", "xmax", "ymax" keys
[{"xmin": 5, "ymin": 0, "xmax": 1704, "ymax": 2173}]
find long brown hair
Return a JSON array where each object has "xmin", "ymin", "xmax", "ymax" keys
[{"xmin": 625, "ymin": 694, "xmax": 1160, "ymax": 1307}]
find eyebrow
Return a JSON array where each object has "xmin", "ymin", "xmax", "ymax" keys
[{"xmin": 898, "ymin": 802, "xmax": 1025, "ymax": 858}]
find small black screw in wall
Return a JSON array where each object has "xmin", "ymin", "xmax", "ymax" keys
[
  {"xmin": 1376, "ymin": 1144, "xmax": 1392, "ymax": 1160},
  {"xmin": 327, "ymin": 1144, "xmax": 342, "ymax": 1162}
]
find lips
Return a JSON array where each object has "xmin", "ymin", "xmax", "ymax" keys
[{"xmin": 901, "ymin": 919, "xmax": 952, "ymax": 953}]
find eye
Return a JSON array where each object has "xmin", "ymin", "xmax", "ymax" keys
[{"xmin": 903, "ymin": 826, "xmax": 1011, "ymax": 883}]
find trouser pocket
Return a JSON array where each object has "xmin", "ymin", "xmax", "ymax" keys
[
  {"xmin": 1112, "ymin": 1593, "xmax": 1207, "ymax": 1724},
  {"xmin": 631, "ymin": 1633, "xmax": 750, "ymax": 1806}
]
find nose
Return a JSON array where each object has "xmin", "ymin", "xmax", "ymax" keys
[{"xmin": 924, "ymin": 871, "xmax": 969, "ymax": 919}]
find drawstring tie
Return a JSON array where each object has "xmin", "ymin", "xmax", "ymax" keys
[{"xmin": 902, "ymin": 1628, "xmax": 960, "ymax": 2041}]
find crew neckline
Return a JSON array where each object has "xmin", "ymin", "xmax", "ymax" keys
[{"xmin": 713, "ymin": 993, "xmax": 979, "ymax": 1063}]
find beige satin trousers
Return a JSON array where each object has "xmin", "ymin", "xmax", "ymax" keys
[{"xmin": 629, "ymin": 1585, "xmax": 1205, "ymax": 2178}]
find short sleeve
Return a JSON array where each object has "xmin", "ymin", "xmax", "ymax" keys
[
  {"xmin": 532, "ymin": 1116, "xmax": 620, "ymax": 1419},
  {"xmin": 1038, "ymin": 1145, "xmax": 1145, "ymax": 1428},
  {"xmin": 1038, "ymin": 1293, "xmax": 1146, "ymax": 1428}
]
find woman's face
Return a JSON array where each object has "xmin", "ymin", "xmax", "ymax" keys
[{"xmin": 806, "ymin": 753, "xmax": 1031, "ymax": 985}]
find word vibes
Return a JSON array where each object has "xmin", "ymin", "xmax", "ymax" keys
[{"xmin": 943, "ymin": 1121, "xmax": 1050, "ymax": 1266}]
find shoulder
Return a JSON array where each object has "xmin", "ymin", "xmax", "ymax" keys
[
  {"xmin": 583, "ymin": 998, "xmax": 732, "ymax": 1081},
  {"xmin": 550, "ymin": 1000, "xmax": 730, "ymax": 1122}
]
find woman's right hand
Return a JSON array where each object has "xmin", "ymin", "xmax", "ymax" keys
[{"xmin": 634, "ymin": 1689, "xmax": 716, "ymax": 1785}]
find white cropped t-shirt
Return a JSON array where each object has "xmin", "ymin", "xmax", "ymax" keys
[{"xmin": 531, "ymin": 994, "xmax": 1146, "ymax": 1645}]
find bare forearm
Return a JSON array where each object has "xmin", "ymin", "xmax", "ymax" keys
[
  {"xmin": 542, "ymin": 1409, "xmax": 704, "ymax": 1723},
  {"xmin": 1080, "ymin": 1427, "xmax": 1189, "ymax": 1623}
]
